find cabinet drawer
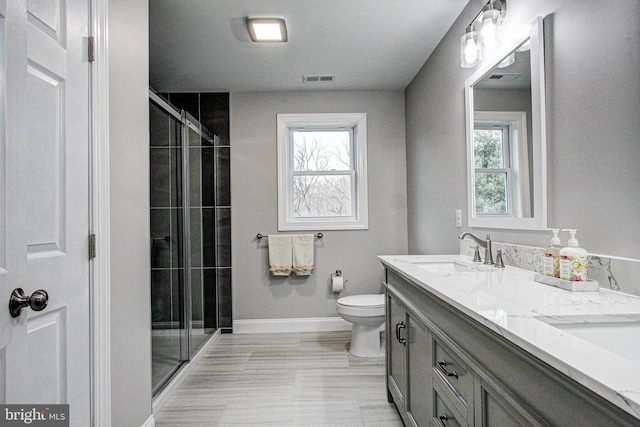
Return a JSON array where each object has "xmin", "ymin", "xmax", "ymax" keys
[
  {"xmin": 432, "ymin": 337, "xmax": 472, "ymax": 408},
  {"xmin": 432, "ymin": 388, "xmax": 466, "ymax": 427}
]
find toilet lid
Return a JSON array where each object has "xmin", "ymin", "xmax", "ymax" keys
[{"xmin": 338, "ymin": 294, "xmax": 385, "ymax": 308}]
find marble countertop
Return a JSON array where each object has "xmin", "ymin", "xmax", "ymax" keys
[{"xmin": 379, "ymin": 254, "xmax": 640, "ymax": 420}]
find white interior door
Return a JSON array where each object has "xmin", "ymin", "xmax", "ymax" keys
[{"xmin": 0, "ymin": 0, "xmax": 91, "ymax": 424}]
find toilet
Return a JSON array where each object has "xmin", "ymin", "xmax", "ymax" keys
[{"xmin": 336, "ymin": 294, "xmax": 385, "ymax": 357}]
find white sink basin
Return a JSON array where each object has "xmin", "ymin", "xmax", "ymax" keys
[
  {"xmin": 413, "ymin": 261, "xmax": 479, "ymax": 274},
  {"xmin": 535, "ymin": 315, "xmax": 640, "ymax": 364}
]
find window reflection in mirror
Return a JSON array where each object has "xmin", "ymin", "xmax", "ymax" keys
[{"xmin": 465, "ymin": 17, "xmax": 547, "ymax": 230}]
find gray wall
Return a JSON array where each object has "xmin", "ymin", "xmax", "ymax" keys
[
  {"xmin": 405, "ymin": 0, "xmax": 640, "ymax": 260},
  {"xmin": 474, "ymin": 88, "xmax": 533, "ymax": 154},
  {"xmin": 109, "ymin": 0, "xmax": 152, "ymax": 425},
  {"xmin": 231, "ymin": 90, "xmax": 408, "ymax": 320}
]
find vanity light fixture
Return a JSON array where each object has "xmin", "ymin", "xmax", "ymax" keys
[
  {"xmin": 246, "ymin": 17, "xmax": 288, "ymax": 43},
  {"xmin": 460, "ymin": 0, "xmax": 507, "ymax": 68},
  {"xmin": 479, "ymin": 4, "xmax": 502, "ymax": 49},
  {"xmin": 461, "ymin": 24, "xmax": 481, "ymax": 68}
]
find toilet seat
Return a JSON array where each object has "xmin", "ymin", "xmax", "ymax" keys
[
  {"xmin": 337, "ymin": 294, "xmax": 384, "ymax": 308},
  {"xmin": 337, "ymin": 294, "xmax": 385, "ymax": 317}
]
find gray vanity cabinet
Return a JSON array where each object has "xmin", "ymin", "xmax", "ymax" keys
[
  {"xmin": 387, "ymin": 293, "xmax": 406, "ymax": 409},
  {"xmin": 407, "ymin": 316, "xmax": 431, "ymax": 426},
  {"xmin": 473, "ymin": 376, "xmax": 536, "ymax": 427},
  {"xmin": 387, "ymin": 292, "xmax": 433, "ymax": 427},
  {"xmin": 383, "ymin": 267, "xmax": 640, "ymax": 427},
  {"xmin": 386, "ymin": 273, "xmax": 543, "ymax": 427}
]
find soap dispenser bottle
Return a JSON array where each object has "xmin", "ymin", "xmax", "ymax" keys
[
  {"xmin": 543, "ymin": 229, "xmax": 562, "ymax": 278},
  {"xmin": 559, "ymin": 229, "xmax": 588, "ymax": 281}
]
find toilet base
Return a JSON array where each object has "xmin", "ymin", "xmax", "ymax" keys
[{"xmin": 349, "ymin": 323, "xmax": 383, "ymax": 357}]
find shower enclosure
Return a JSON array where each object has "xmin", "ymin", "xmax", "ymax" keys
[{"xmin": 149, "ymin": 90, "xmax": 219, "ymax": 395}]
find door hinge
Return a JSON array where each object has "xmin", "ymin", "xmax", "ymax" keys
[
  {"xmin": 88, "ymin": 36, "xmax": 96, "ymax": 62},
  {"xmin": 89, "ymin": 234, "xmax": 96, "ymax": 260}
]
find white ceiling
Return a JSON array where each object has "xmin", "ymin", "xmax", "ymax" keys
[{"xmin": 149, "ymin": 0, "xmax": 470, "ymax": 92}]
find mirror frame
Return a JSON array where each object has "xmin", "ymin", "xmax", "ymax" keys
[{"xmin": 464, "ymin": 16, "xmax": 547, "ymax": 230}]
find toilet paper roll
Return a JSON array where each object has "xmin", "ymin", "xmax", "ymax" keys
[{"xmin": 331, "ymin": 276, "xmax": 344, "ymax": 293}]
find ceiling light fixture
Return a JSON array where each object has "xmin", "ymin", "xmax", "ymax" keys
[
  {"xmin": 246, "ymin": 17, "xmax": 288, "ymax": 43},
  {"xmin": 460, "ymin": 0, "xmax": 507, "ymax": 68}
]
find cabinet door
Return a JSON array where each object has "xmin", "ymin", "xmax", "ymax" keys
[
  {"xmin": 407, "ymin": 313, "xmax": 432, "ymax": 427},
  {"xmin": 474, "ymin": 377, "xmax": 542, "ymax": 427},
  {"xmin": 431, "ymin": 388, "xmax": 465, "ymax": 427},
  {"xmin": 387, "ymin": 293, "xmax": 406, "ymax": 408}
]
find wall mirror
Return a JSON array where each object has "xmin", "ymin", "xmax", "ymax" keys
[{"xmin": 465, "ymin": 17, "xmax": 547, "ymax": 230}]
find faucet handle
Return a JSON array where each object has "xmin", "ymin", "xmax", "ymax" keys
[
  {"xmin": 472, "ymin": 246, "xmax": 482, "ymax": 263},
  {"xmin": 495, "ymin": 250, "xmax": 505, "ymax": 268}
]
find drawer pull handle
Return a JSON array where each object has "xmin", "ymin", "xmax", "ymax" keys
[
  {"xmin": 437, "ymin": 360, "xmax": 458, "ymax": 379},
  {"xmin": 437, "ymin": 414, "xmax": 450, "ymax": 427},
  {"xmin": 395, "ymin": 321, "xmax": 406, "ymax": 345}
]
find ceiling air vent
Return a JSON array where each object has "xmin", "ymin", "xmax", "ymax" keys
[
  {"xmin": 303, "ymin": 74, "xmax": 336, "ymax": 83},
  {"xmin": 488, "ymin": 73, "xmax": 521, "ymax": 82}
]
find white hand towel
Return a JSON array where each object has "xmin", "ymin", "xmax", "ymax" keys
[
  {"xmin": 268, "ymin": 235, "xmax": 292, "ymax": 276},
  {"xmin": 292, "ymin": 234, "xmax": 315, "ymax": 276}
]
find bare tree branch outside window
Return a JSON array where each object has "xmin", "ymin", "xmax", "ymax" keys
[{"xmin": 292, "ymin": 130, "xmax": 353, "ymax": 217}]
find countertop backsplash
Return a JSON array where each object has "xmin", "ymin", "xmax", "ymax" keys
[{"xmin": 459, "ymin": 239, "xmax": 640, "ymax": 298}]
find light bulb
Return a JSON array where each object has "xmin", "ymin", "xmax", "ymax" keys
[
  {"xmin": 480, "ymin": 9, "xmax": 501, "ymax": 49},
  {"xmin": 464, "ymin": 39, "xmax": 478, "ymax": 64},
  {"xmin": 460, "ymin": 25, "xmax": 480, "ymax": 68}
]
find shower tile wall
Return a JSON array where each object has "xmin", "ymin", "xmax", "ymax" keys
[{"xmin": 163, "ymin": 92, "xmax": 232, "ymax": 331}]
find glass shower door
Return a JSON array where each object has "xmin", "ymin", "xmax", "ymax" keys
[
  {"xmin": 184, "ymin": 116, "xmax": 217, "ymax": 356},
  {"xmin": 149, "ymin": 92, "xmax": 218, "ymax": 396},
  {"xmin": 150, "ymin": 97, "xmax": 189, "ymax": 395}
]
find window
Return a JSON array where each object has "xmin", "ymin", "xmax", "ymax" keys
[
  {"xmin": 473, "ymin": 111, "xmax": 530, "ymax": 218},
  {"xmin": 277, "ymin": 113, "xmax": 368, "ymax": 230},
  {"xmin": 473, "ymin": 125, "xmax": 512, "ymax": 215}
]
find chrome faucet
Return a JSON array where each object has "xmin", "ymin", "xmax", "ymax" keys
[{"xmin": 458, "ymin": 232, "xmax": 494, "ymax": 265}]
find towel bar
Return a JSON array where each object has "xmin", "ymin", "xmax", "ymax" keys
[{"xmin": 256, "ymin": 233, "xmax": 323, "ymax": 240}]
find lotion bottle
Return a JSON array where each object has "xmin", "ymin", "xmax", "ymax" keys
[
  {"xmin": 559, "ymin": 229, "xmax": 588, "ymax": 281},
  {"xmin": 542, "ymin": 229, "xmax": 562, "ymax": 278}
]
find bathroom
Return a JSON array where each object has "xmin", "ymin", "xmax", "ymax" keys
[{"xmin": 106, "ymin": 0, "xmax": 640, "ymax": 425}]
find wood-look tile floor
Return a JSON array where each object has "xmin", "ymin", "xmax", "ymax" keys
[{"xmin": 154, "ymin": 331, "xmax": 404, "ymax": 426}]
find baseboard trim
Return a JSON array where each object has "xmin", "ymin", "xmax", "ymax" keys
[
  {"xmin": 141, "ymin": 414, "xmax": 155, "ymax": 427},
  {"xmin": 233, "ymin": 317, "xmax": 352, "ymax": 334}
]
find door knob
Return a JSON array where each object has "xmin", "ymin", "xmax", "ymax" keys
[{"xmin": 9, "ymin": 288, "xmax": 49, "ymax": 318}]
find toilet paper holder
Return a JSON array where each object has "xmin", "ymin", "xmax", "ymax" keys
[{"xmin": 331, "ymin": 270, "xmax": 348, "ymax": 283}]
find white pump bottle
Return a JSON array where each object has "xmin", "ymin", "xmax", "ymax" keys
[
  {"xmin": 559, "ymin": 229, "xmax": 588, "ymax": 281},
  {"xmin": 543, "ymin": 229, "xmax": 562, "ymax": 278}
]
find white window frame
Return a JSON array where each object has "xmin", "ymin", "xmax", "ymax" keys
[
  {"xmin": 473, "ymin": 123, "xmax": 514, "ymax": 217},
  {"xmin": 277, "ymin": 113, "xmax": 368, "ymax": 231},
  {"xmin": 473, "ymin": 111, "xmax": 530, "ymax": 219}
]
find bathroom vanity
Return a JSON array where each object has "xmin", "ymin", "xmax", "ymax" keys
[{"xmin": 380, "ymin": 255, "xmax": 640, "ymax": 427}]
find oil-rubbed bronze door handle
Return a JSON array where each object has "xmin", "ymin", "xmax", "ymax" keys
[
  {"xmin": 9, "ymin": 288, "xmax": 48, "ymax": 317},
  {"xmin": 395, "ymin": 321, "xmax": 406, "ymax": 345}
]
